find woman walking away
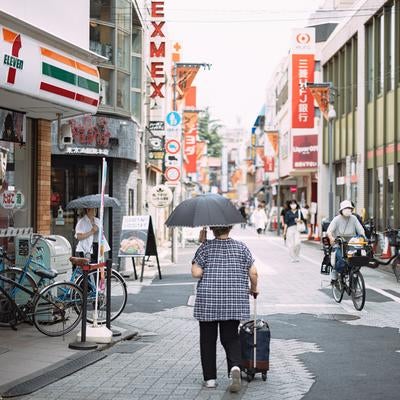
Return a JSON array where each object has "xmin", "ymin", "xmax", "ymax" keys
[
  {"xmin": 284, "ymin": 200, "xmax": 306, "ymax": 262},
  {"xmin": 252, "ymin": 204, "xmax": 268, "ymax": 235},
  {"xmin": 192, "ymin": 225, "xmax": 258, "ymax": 392}
]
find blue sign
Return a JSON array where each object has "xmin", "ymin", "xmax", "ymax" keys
[{"xmin": 165, "ymin": 111, "xmax": 181, "ymax": 126}]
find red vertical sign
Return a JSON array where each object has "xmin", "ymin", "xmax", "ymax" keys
[
  {"xmin": 183, "ymin": 111, "xmax": 197, "ymax": 173},
  {"xmin": 292, "ymin": 54, "xmax": 314, "ymax": 129}
]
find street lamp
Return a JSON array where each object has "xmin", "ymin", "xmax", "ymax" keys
[{"xmin": 327, "ymin": 104, "xmax": 336, "ymax": 221}]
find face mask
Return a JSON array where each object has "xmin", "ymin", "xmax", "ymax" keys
[
  {"xmin": 290, "ymin": 204, "xmax": 297, "ymax": 210},
  {"xmin": 342, "ymin": 209, "xmax": 352, "ymax": 217}
]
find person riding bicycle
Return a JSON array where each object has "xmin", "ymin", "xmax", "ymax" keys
[{"xmin": 326, "ymin": 200, "xmax": 365, "ymax": 282}]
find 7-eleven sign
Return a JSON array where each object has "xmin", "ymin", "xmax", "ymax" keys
[{"xmin": 2, "ymin": 28, "xmax": 24, "ymax": 85}]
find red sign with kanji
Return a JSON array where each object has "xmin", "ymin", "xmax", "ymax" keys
[{"xmin": 292, "ymin": 54, "xmax": 314, "ymax": 129}]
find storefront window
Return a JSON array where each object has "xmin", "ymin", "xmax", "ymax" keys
[
  {"xmin": 116, "ymin": 0, "xmax": 130, "ymax": 31},
  {"xmin": 51, "ymin": 157, "xmax": 110, "ymax": 252},
  {"xmin": 99, "ymin": 68, "xmax": 114, "ymax": 106},
  {"xmin": 366, "ymin": 24, "xmax": 374, "ymax": 101},
  {"xmin": 0, "ymin": 116, "xmax": 33, "ymax": 235},
  {"xmin": 131, "ymin": 56, "xmax": 141, "ymax": 89},
  {"xmin": 117, "ymin": 30, "xmax": 130, "ymax": 70},
  {"xmin": 90, "ymin": 0, "xmax": 113, "ymax": 23},
  {"xmin": 389, "ymin": 5, "xmax": 395, "ymax": 90},
  {"xmin": 387, "ymin": 165, "xmax": 394, "ymax": 228},
  {"xmin": 117, "ymin": 72, "xmax": 129, "ymax": 110},
  {"xmin": 132, "ymin": 27, "xmax": 142, "ymax": 54},
  {"xmin": 131, "ymin": 90, "xmax": 141, "ymax": 122},
  {"xmin": 377, "ymin": 14, "xmax": 384, "ymax": 95},
  {"xmin": 90, "ymin": 23, "xmax": 114, "ymax": 64}
]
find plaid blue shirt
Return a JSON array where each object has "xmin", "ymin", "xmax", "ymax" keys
[{"xmin": 192, "ymin": 238, "xmax": 255, "ymax": 321}]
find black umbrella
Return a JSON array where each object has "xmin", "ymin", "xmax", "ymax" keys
[
  {"xmin": 66, "ymin": 194, "xmax": 121, "ymax": 210},
  {"xmin": 165, "ymin": 193, "xmax": 245, "ymax": 227}
]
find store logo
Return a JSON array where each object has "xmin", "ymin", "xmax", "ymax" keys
[
  {"xmin": 2, "ymin": 28, "xmax": 24, "ymax": 84},
  {"xmin": 296, "ymin": 33, "xmax": 311, "ymax": 45}
]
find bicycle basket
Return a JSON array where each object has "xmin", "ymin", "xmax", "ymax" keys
[{"xmin": 348, "ymin": 255, "xmax": 370, "ymax": 268}]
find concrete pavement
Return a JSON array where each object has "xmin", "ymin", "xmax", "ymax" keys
[{"xmin": 2, "ymin": 228, "xmax": 400, "ymax": 399}]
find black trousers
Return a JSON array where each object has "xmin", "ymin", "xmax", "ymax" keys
[
  {"xmin": 199, "ymin": 320, "xmax": 241, "ymax": 381},
  {"xmin": 77, "ymin": 243, "xmax": 98, "ymax": 264}
]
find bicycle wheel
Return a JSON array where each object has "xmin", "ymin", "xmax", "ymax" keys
[
  {"xmin": 0, "ymin": 267, "xmax": 37, "ymax": 306},
  {"xmin": 351, "ymin": 272, "xmax": 366, "ymax": 311},
  {"xmin": 0, "ymin": 288, "xmax": 20, "ymax": 328},
  {"xmin": 76, "ymin": 269, "xmax": 127, "ymax": 323},
  {"xmin": 332, "ymin": 277, "xmax": 344, "ymax": 303},
  {"xmin": 33, "ymin": 282, "xmax": 83, "ymax": 337}
]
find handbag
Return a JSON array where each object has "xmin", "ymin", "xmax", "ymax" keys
[{"xmin": 296, "ymin": 210, "xmax": 306, "ymax": 233}]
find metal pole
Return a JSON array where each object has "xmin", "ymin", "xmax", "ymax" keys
[
  {"xmin": 277, "ymin": 128, "xmax": 281, "ymax": 236},
  {"xmin": 328, "ymin": 117, "xmax": 334, "ymax": 221},
  {"xmin": 171, "ymin": 63, "xmax": 178, "ymax": 263}
]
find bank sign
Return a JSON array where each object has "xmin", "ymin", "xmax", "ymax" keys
[{"xmin": 0, "ymin": 26, "xmax": 100, "ymax": 114}]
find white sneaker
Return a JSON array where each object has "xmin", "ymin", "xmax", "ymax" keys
[
  {"xmin": 203, "ymin": 379, "xmax": 217, "ymax": 388},
  {"xmin": 229, "ymin": 366, "xmax": 241, "ymax": 393}
]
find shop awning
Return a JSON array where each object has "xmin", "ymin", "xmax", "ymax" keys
[{"xmin": 0, "ymin": 11, "xmax": 104, "ymax": 120}]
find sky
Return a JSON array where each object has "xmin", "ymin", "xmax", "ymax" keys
[{"xmin": 165, "ymin": 0, "xmax": 322, "ymax": 131}]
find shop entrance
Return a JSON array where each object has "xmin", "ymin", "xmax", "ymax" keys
[{"xmin": 51, "ymin": 156, "xmax": 111, "ymax": 256}]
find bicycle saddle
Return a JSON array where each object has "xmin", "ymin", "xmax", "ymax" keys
[
  {"xmin": 69, "ymin": 257, "xmax": 90, "ymax": 266},
  {"xmin": 34, "ymin": 269, "xmax": 58, "ymax": 279}
]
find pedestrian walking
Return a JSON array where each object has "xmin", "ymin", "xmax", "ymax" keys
[
  {"xmin": 280, "ymin": 201, "xmax": 290, "ymax": 241},
  {"xmin": 75, "ymin": 208, "xmax": 110, "ymax": 262},
  {"xmin": 191, "ymin": 225, "xmax": 258, "ymax": 392},
  {"xmin": 239, "ymin": 202, "xmax": 248, "ymax": 229},
  {"xmin": 252, "ymin": 204, "xmax": 268, "ymax": 235},
  {"xmin": 283, "ymin": 200, "xmax": 306, "ymax": 262}
]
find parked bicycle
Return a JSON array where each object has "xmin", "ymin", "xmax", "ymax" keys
[
  {"xmin": 321, "ymin": 236, "xmax": 367, "ymax": 311},
  {"xmin": 0, "ymin": 234, "xmax": 127, "ymax": 323},
  {"xmin": 366, "ymin": 226, "xmax": 400, "ymax": 282},
  {"xmin": 0, "ymin": 268, "xmax": 83, "ymax": 336}
]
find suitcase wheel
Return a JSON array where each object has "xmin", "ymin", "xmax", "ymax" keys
[
  {"xmin": 262, "ymin": 372, "xmax": 267, "ymax": 381},
  {"xmin": 246, "ymin": 373, "xmax": 255, "ymax": 382}
]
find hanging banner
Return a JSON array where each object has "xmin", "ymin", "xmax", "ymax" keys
[
  {"xmin": 291, "ymin": 28, "xmax": 315, "ymax": 129},
  {"xmin": 292, "ymin": 135, "xmax": 318, "ymax": 169},
  {"xmin": 183, "ymin": 111, "xmax": 197, "ymax": 173},
  {"xmin": 308, "ymin": 86, "xmax": 330, "ymax": 121},
  {"xmin": 176, "ymin": 65, "xmax": 200, "ymax": 100}
]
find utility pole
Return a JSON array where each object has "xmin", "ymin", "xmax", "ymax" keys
[{"xmin": 276, "ymin": 126, "xmax": 281, "ymax": 236}]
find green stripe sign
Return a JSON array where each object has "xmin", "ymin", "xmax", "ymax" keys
[{"xmin": 42, "ymin": 62, "xmax": 99, "ymax": 93}]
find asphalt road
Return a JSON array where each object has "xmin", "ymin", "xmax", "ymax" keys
[{"xmin": 126, "ymin": 227, "xmax": 400, "ymax": 399}]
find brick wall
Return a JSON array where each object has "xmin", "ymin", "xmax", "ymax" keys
[{"xmin": 36, "ymin": 120, "xmax": 51, "ymax": 234}]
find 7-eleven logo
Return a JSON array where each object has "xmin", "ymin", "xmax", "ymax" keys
[{"xmin": 3, "ymin": 28, "xmax": 24, "ymax": 85}]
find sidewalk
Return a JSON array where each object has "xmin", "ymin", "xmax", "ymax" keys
[
  {"xmin": 0, "ymin": 245, "xmax": 173, "ymax": 398},
  {"xmin": 15, "ymin": 243, "xmax": 319, "ymax": 400}
]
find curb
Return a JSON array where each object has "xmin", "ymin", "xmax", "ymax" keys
[{"xmin": 0, "ymin": 329, "xmax": 138, "ymax": 399}]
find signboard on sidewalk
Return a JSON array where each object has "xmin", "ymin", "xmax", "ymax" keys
[
  {"xmin": 164, "ymin": 111, "xmax": 182, "ymax": 185},
  {"xmin": 118, "ymin": 215, "xmax": 161, "ymax": 282}
]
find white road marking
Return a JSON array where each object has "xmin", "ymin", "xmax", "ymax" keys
[{"xmin": 365, "ymin": 284, "xmax": 400, "ymax": 304}]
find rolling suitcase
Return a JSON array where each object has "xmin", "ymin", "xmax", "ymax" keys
[{"xmin": 240, "ymin": 294, "xmax": 270, "ymax": 382}]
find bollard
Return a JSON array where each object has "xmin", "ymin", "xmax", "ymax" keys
[{"xmin": 69, "ymin": 264, "xmax": 98, "ymax": 350}]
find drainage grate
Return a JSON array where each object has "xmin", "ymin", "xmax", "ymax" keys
[
  {"xmin": 315, "ymin": 314, "xmax": 360, "ymax": 321},
  {"xmin": 0, "ymin": 351, "xmax": 107, "ymax": 398}
]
